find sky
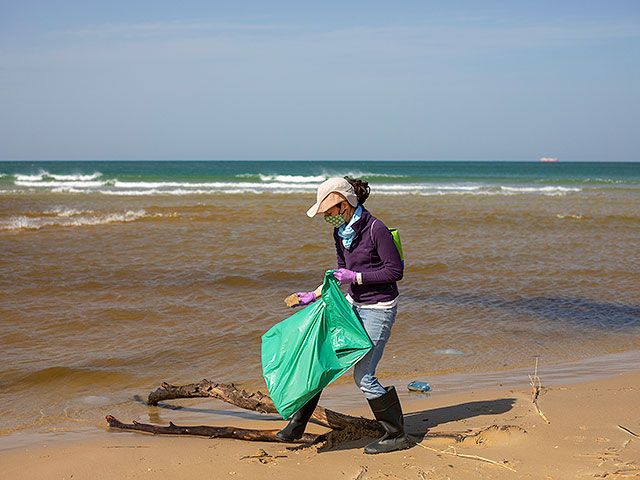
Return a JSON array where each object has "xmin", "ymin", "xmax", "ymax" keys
[{"xmin": 1, "ymin": 1, "xmax": 639, "ymax": 161}]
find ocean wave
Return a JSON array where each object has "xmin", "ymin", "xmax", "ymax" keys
[
  {"xmin": 375, "ymin": 183, "xmax": 483, "ymax": 192},
  {"xmin": 258, "ymin": 174, "xmax": 326, "ymax": 183},
  {"xmin": 556, "ymin": 214, "xmax": 586, "ymax": 220},
  {"xmin": 15, "ymin": 179, "xmax": 110, "ymax": 188},
  {"xmin": 14, "ymin": 170, "xmax": 102, "ymax": 182},
  {"xmin": 3, "ymin": 171, "xmax": 586, "ymax": 196},
  {"xmin": 44, "ymin": 207, "xmax": 95, "ymax": 217},
  {"xmin": 235, "ymin": 173, "xmax": 326, "ymax": 183},
  {"xmin": 101, "ymin": 187, "xmax": 306, "ymax": 196},
  {"xmin": 7, "ymin": 366, "xmax": 130, "ymax": 390},
  {"xmin": 0, "ymin": 210, "xmax": 154, "ymax": 231},
  {"xmin": 377, "ymin": 184, "xmax": 583, "ymax": 196},
  {"xmin": 50, "ymin": 187, "xmax": 88, "ymax": 194},
  {"xmin": 13, "ymin": 173, "xmax": 45, "ymax": 182},
  {"xmin": 48, "ymin": 172, "xmax": 102, "ymax": 181},
  {"xmin": 14, "ymin": 183, "xmax": 585, "ymax": 196},
  {"xmin": 587, "ymin": 178, "xmax": 625, "ymax": 185},
  {"xmin": 236, "ymin": 172, "xmax": 408, "ymax": 183},
  {"xmin": 537, "ymin": 177, "xmax": 635, "ymax": 186},
  {"xmin": 112, "ymin": 180, "xmax": 322, "ymax": 190},
  {"xmin": 500, "ymin": 186, "xmax": 581, "ymax": 193},
  {"xmin": 318, "ymin": 170, "xmax": 408, "ymax": 179}
]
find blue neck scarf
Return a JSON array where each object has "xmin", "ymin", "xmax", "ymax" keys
[{"xmin": 337, "ymin": 205, "xmax": 362, "ymax": 249}]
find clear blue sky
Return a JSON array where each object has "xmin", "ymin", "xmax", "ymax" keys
[{"xmin": 1, "ymin": 1, "xmax": 639, "ymax": 161}]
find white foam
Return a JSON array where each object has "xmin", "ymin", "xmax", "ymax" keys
[
  {"xmin": 110, "ymin": 180, "xmax": 318, "ymax": 192},
  {"xmin": 1, "ymin": 216, "xmax": 35, "ymax": 230},
  {"xmin": 500, "ymin": 186, "xmax": 581, "ymax": 194},
  {"xmin": 0, "ymin": 210, "xmax": 151, "ymax": 231},
  {"xmin": 258, "ymin": 174, "xmax": 326, "ymax": 183},
  {"xmin": 13, "ymin": 170, "xmax": 102, "ymax": 182},
  {"xmin": 78, "ymin": 210, "xmax": 147, "ymax": 225},
  {"xmin": 14, "ymin": 172, "xmax": 45, "ymax": 182},
  {"xmin": 556, "ymin": 214, "xmax": 585, "ymax": 220},
  {"xmin": 318, "ymin": 170, "xmax": 408, "ymax": 179},
  {"xmin": 48, "ymin": 172, "xmax": 102, "ymax": 181},
  {"xmin": 367, "ymin": 184, "xmax": 584, "ymax": 196},
  {"xmin": 15, "ymin": 180, "xmax": 108, "ymax": 188},
  {"xmin": 112, "ymin": 180, "xmax": 237, "ymax": 189},
  {"xmin": 47, "ymin": 182, "xmax": 585, "ymax": 197},
  {"xmin": 51, "ymin": 187, "xmax": 86, "ymax": 193},
  {"xmin": 237, "ymin": 172, "xmax": 407, "ymax": 183},
  {"xmin": 44, "ymin": 207, "xmax": 93, "ymax": 217},
  {"xmin": 102, "ymin": 187, "xmax": 278, "ymax": 196},
  {"xmin": 375, "ymin": 183, "xmax": 483, "ymax": 193},
  {"xmin": 4, "ymin": 170, "xmax": 586, "ymax": 197}
]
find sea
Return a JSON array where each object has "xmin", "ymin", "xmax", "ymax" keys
[{"xmin": 1, "ymin": 160, "xmax": 639, "ymax": 448}]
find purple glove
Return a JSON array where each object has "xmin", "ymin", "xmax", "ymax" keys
[
  {"xmin": 294, "ymin": 291, "xmax": 316, "ymax": 307},
  {"xmin": 332, "ymin": 268, "xmax": 357, "ymax": 285}
]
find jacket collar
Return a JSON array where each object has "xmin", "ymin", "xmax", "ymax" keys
[{"xmin": 349, "ymin": 206, "xmax": 371, "ymax": 234}]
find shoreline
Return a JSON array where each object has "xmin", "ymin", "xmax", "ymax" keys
[
  {"xmin": 3, "ymin": 366, "xmax": 639, "ymax": 479},
  {"xmin": 2, "ymin": 349, "xmax": 639, "ymax": 453}
]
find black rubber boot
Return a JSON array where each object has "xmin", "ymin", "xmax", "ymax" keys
[
  {"xmin": 365, "ymin": 386, "xmax": 412, "ymax": 454},
  {"xmin": 275, "ymin": 391, "xmax": 322, "ymax": 441}
]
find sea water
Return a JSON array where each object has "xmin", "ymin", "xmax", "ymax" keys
[{"xmin": 1, "ymin": 160, "xmax": 639, "ymax": 445}]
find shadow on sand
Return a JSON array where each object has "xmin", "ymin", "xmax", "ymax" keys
[{"xmin": 323, "ymin": 397, "xmax": 517, "ymax": 452}]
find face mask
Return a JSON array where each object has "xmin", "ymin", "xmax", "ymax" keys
[
  {"xmin": 324, "ymin": 203, "xmax": 348, "ymax": 228},
  {"xmin": 324, "ymin": 213, "xmax": 346, "ymax": 228}
]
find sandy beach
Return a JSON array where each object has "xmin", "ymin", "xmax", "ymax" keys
[{"xmin": 3, "ymin": 368, "xmax": 639, "ymax": 480}]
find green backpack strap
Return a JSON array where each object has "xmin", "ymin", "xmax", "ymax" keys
[
  {"xmin": 388, "ymin": 227, "xmax": 404, "ymax": 265},
  {"xmin": 370, "ymin": 220, "xmax": 404, "ymax": 267}
]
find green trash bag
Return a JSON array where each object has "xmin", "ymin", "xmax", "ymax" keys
[{"xmin": 261, "ymin": 270, "xmax": 372, "ymax": 419}]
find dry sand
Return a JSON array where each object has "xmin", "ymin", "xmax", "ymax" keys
[{"xmin": 2, "ymin": 371, "xmax": 639, "ymax": 479}]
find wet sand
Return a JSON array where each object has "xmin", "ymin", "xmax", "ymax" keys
[{"xmin": 3, "ymin": 368, "xmax": 639, "ymax": 479}]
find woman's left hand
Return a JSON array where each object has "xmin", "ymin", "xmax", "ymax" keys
[{"xmin": 333, "ymin": 268, "xmax": 357, "ymax": 284}]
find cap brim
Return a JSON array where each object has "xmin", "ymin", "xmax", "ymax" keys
[
  {"xmin": 306, "ymin": 202, "xmax": 321, "ymax": 217},
  {"xmin": 307, "ymin": 192, "xmax": 346, "ymax": 217}
]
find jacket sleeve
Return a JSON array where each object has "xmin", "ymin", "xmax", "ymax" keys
[
  {"xmin": 333, "ymin": 230, "xmax": 346, "ymax": 269},
  {"xmin": 360, "ymin": 221, "xmax": 404, "ymax": 284}
]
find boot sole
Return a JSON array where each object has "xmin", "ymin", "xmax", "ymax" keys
[{"xmin": 364, "ymin": 438, "xmax": 413, "ymax": 454}]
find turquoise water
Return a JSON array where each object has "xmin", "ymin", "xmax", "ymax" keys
[{"xmin": 1, "ymin": 161, "xmax": 638, "ymax": 198}]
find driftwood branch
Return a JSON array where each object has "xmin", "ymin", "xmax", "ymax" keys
[
  {"xmin": 108, "ymin": 379, "xmax": 522, "ymax": 450},
  {"xmin": 147, "ymin": 379, "xmax": 381, "ymax": 433},
  {"xmin": 105, "ymin": 414, "xmax": 510, "ymax": 450},
  {"xmin": 106, "ymin": 379, "xmax": 383, "ymax": 446},
  {"xmin": 106, "ymin": 415, "xmax": 319, "ymax": 444}
]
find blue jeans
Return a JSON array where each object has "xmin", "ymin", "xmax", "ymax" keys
[{"xmin": 352, "ymin": 304, "xmax": 398, "ymax": 400}]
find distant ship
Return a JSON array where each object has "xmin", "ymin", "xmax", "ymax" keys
[{"xmin": 540, "ymin": 157, "xmax": 558, "ymax": 162}]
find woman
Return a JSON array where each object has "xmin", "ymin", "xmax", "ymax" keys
[{"xmin": 276, "ymin": 176, "xmax": 410, "ymax": 454}]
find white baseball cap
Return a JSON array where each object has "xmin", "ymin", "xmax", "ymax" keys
[{"xmin": 306, "ymin": 177, "xmax": 358, "ymax": 217}]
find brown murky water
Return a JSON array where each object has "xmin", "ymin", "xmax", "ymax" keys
[{"xmin": 1, "ymin": 188, "xmax": 639, "ymax": 442}]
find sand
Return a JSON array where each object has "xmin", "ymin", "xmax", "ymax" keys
[{"xmin": 3, "ymin": 371, "xmax": 639, "ymax": 480}]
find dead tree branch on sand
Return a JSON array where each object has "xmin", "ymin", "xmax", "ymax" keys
[
  {"xmin": 146, "ymin": 380, "xmax": 381, "ymax": 432},
  {"xmin": 107, "ymin": 379, "xmax": 382, "ymax": 446},
  {"xmin": 105, "ymin": 415, "xmax": 320, "ymax": 444},
  {"xmin": 106, "ymin": 379, "xmax": 522, "ymax": 449}
]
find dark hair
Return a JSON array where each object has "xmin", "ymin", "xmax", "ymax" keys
[{"xmin": 344, "ymin": 176, "xmax": 370, "ymax": 205}]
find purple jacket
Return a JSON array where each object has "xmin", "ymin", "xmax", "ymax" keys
[{"xmin": 333, "ymin": 207, "xmax": 403, "ymax": 304}]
